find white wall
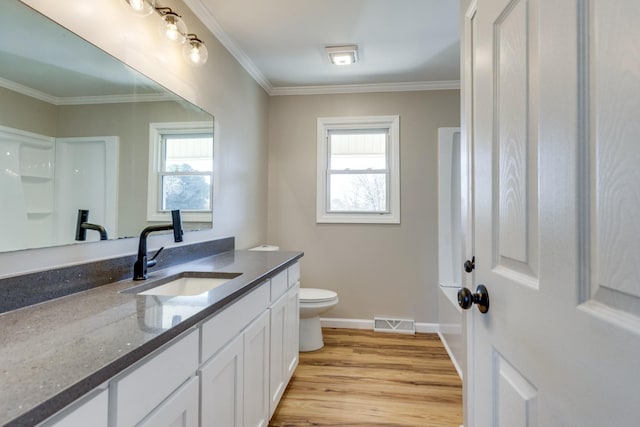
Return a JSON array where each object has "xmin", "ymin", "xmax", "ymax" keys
[
  {"xmin": 0, "ymin": 0, "xmax": 269, "ymax": 276},
  {"xmin": 267, "ymin": 91, "xmax": 460, "ymax": 323}
]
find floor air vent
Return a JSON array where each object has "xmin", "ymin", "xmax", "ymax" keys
[{"xmin": 373, "ymin": 317, "xmax": 416, "ymax": 335}]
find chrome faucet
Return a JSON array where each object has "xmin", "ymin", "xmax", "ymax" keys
[{"xmin": 133, "ymin": 209, "xmax": 183, "ymax": 280}]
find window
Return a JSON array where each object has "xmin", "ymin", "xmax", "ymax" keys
[
  {"xmin": 317, "ymin": 116, "xmax": 400, "ymax": 223},
  {"xmin": 147, "ymin": 122, "xmax": 214, "ymax": 222}
]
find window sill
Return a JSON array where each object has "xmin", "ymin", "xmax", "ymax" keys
[
  {"xmin": 316, "ymin": 212, "xmax": 400, "ymax": 224},
  {"xmin": 147, "ymin": 211, "xmax": 212, "ymax": 223}
]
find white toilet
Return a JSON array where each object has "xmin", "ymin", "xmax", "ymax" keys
[{"xmin": 299, "ymin": 288, "xmax": 339, "ymax": 352}]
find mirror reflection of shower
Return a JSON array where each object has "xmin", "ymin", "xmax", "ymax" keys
[{"xmin": 0, "ymin": 125, "xmax": 118, "ymax": 251}]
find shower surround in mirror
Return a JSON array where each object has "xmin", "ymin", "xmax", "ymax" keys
[{"xmin": 0, "ymin": 125, "xmax": 117, "ymax": 252}]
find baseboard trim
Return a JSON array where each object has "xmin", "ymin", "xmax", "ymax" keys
[
  {"xmin": 437, "ymin": 332, "xmax": 464, "ymax": 380},
  {"xmin": 415, "ymin": 322, "xmax": 440, "ymax": 333},
  {"xmin": 320, "ymin": 318, "xmax": 439, "ymax": 334},
  {"xmin": 320, "ymin": 318, "xmax": 372, "ymax": 330}
]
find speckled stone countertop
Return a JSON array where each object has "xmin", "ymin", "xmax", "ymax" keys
[{"xmin": 0, "ymin": 249, "xmax": 303, "ymax": 426}]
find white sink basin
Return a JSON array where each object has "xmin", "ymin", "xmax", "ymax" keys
[{"xmin": 138, "ymin": 276, "xmax": 233, "ymax": 296}]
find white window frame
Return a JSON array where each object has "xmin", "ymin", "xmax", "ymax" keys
[
  {"xmin": 147, "ymin": 121, "xmax": 214, "ymax": 222},
  {"xmin": 316, "ymin": 115, "xmax": 400, "ymax": 224}
]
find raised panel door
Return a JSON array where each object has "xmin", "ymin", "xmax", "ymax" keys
[
  {"xmin": 200, "ymin": 333, "xmax": 244, "ymax": 427},
  {"xmin": 284, "ymin": 283, "xmax": 300, "ymax": 381},
  {"xmin": 138, "ymin": 377, "xmax": 199, "ymax": 427},
  {"xmin": 470, "ymin": 0, "xmax": 640, "ymax": 425},
  {"xmin": 268, "ymin": 293, "xmax": 287, "ymax": 418},
  {"xmin": 243, "ymin": 311, "xmax": 270, "ymax": 427}
]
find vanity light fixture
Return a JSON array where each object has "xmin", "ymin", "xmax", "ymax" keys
[
  {"xmin": 156, "ymin": 7, "xmax": 188, "ymax": 44},
  {"xmin": 122, "ymin": 0, "xmax": 156, "ymax": 17},
  {"xmin": 326, "ymin": 45, "xmax": 358, "ymax": 66},
  {"xmin": 183, "ymin": 34, "xmax": 208, "ymax": 66},
  {"xmin": 122, "ymin": 1, "xmax": 207, "ymax": 66}
]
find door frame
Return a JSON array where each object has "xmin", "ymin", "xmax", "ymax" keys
[{"xmin": 461, "ymin": 0, "xmax": 478, "ymax": 425}]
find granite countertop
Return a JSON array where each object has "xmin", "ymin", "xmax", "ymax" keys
[{"xmin": 0, "ymin": 249, "xmax": 303, "ymax": 426}]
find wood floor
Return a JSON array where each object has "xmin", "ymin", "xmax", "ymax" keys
[{"xmin": 269, "ymin": 328, "xmax": 462, "ymax": 427}]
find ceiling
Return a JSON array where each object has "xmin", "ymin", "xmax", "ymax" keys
[
  {"xmin": 1, "ymin": 0, "xmax": 460, "ymax": 102},
  {"xmin": 184, "ymin": 0, "xmax": 461, "ymax": 95}
]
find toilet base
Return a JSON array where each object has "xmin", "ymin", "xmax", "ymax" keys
[{"xmin": 299, "ymin": 316, "xmax": 324, "ymax": 351}]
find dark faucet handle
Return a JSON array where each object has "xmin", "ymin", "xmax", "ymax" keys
[
  {"xmin": 148, "ymin": 246, "xmax": 164, "ymax": 267},
  {"xmin": 171, "ymin": 210, "xmax": 183, "ymax": 242}
]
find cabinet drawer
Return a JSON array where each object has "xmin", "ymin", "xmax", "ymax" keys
[
  {"xmin": 112, "ymin": 329, "xmax": 199, "ymax": 427},
  {"xmin": 40, "ymin": 388, "xmax": 108, "ymax": 427},
  {"xmin": 287, "ymin": 262, "xmax": 300, "ymax": 287},
  {"xmin": 201, "ymin": 283, "xmax": 270, "ymax": 362},
  {"xmin": 271, "ymin": 270, "xmax": 288, "ymax": 302}
]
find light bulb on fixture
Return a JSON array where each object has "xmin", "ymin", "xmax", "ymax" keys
[
  {"xmin": 183, "ymin": 35, "xmax": 208, "ymax": 66},
  {"xmin": 156, "ymin": 8, "xmax": 188, "ymax": 44},
  {"xmin": 122, "ymin": 0, "xmax": 156, "ymax": 17}
]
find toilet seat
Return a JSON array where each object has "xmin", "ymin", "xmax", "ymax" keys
[{"xmin": 300, "ymin": 288, "xmax": 337, "ymax": 303}]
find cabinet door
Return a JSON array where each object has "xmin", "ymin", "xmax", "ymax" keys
[
  {"xmin": 243, "ymin": 310, "xmax": 270, "ymax": 427},
  {"xmin": 138, "ymin": 377, "xmax": 199, "ymax": 427},
  {"xmin": 268, "ymin": 293, "xmax": 287, "ymax": 417},
  {"xmin": 284, "ymin": 282, "xmax": 300, "ymax": 381},
  {"xmin": 200, "ymin": 333, "xmax": 244, "ymax": 427}
]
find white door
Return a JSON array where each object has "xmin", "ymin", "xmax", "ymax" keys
[{"xmin": 467, "ymin": 0, "xmax": 640, "ymax": 425}]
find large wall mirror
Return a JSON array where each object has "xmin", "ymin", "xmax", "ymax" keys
[{"xmin": 0, "ymin": 0, "xmax": 213, "ymax": 253}]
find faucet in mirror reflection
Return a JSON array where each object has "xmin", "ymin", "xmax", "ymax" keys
[
  {"xmin": 74, "ymin": 209, "xmax": 108, "ymax": 241},
  {"xmin": 133, "ymin": 210, "xmax": 184, "ymax": 280}
]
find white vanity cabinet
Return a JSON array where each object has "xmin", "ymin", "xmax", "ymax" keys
[
  {"xmin": 199, "ymin": 262, "xmax": 301, "ymax": 427},
  {"xmin": 269, "ymin": 265, "xmax": 300, "ymax": 417},
  {"xmin": 199, "ymin": 284, "xmax": 271, "ymax": 427}
]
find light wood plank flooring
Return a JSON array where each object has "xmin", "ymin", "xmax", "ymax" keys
[{"xmin": 270, "ymin": 328, "xmax": 462, "ymax": 427}]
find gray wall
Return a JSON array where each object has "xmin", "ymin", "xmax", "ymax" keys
[
  {"xmin": 267, "ymin": 91, "xmax": 460, "ymax": 323},
  {"xmin": 0, "ymin": 87, "xmax": 57, "ymax": 135}
]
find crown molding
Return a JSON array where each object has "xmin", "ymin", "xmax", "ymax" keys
[
  {"xmin": 269, "ymin": 80, "xmax": 461, "ymax": 96},
  {"xmin": 183, "ymin": 0, "xmax": 273, "ymax": 94},
  {"xmin": 0, "ymin": 76, "xmax": 178, "ymax": 105},
  {"xmin": 54, "ymin": 93, "xmax": 179, "ymax": 105},
  {"xmin": 0, "ymin": 76, "xmax": 58, "ymax": 105}
]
